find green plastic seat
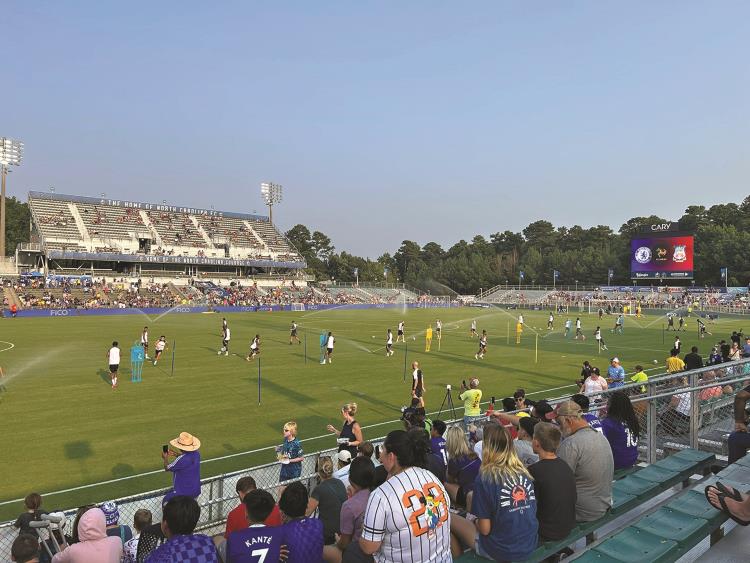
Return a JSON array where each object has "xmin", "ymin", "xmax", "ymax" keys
[
  {"xmin": 613, "ymin": 465, "xmax": 640, "ymax": 480},
  {"xmin": 612, "ymin": 474, "xmax": 660, "ymax": 498},
  {"xmin": 667, "ymin": 490, "xmax": 728, "ymax": 527},
  {"xmin": 734, "ymin": 454, "xmax": 750, "ymax": 468},
  {"xmin": 593, "ymin": 527, "xmax": 678, "ymax": 562},
  {"xmin": 701, "ymin": 475, "xmax": 749, "ymax": 493},
  {"xmin": 717, "ymin": 464, "xmax": 750, "ymax": 488},
  {"xmin": 671, "ymin": 449, "xmax": 715, "ymax": 464},
  {"xmin": 653, "ymin": 454, "xmax": 700, "ymax": 473},
  {"xmin": 634, "ymin": 464, "xmax": 679, "ymax": 485},
  {"xmin": 632, "ymin": 506, "xmax": 710, "ymax": 544},
  {"xmin": 570, "ymin": 550, "xmax": 623, "ymax": 562},
  {"xmin": 611, "ymin": 489, "xmax": 637, "ymax": 514}
]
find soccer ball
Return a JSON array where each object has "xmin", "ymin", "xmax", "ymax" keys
[
  {"xmin": 653, "ymin": 360, "xmax": 658, "ymax": 364},
  {"xmin": 371, "ymin": 335, "xmax": 375, "ymax": 339}
]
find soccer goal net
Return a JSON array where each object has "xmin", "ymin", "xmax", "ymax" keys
[{"xmin": 291, "ymin": 303, "xmax": 305, "ymax": 312}]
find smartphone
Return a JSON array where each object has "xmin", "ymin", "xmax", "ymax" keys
[{"xmin": 162, "ymin": 444, "xmax": 169, "ymax": 453}]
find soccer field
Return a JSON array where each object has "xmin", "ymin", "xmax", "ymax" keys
[{"xmin": 0, "ymin": 306, "xmax": 737, "ymax": 519}]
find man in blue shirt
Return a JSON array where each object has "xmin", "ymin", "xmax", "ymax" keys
[
  {"xmin": 163, "ymin": 432, "xmax": 202, "ymax": 506},
  {"xmin": 607, "ymin": 357, "xmax": 625, "ymax": 388}
]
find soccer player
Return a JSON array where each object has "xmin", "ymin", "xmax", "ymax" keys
[
  {"xmin": 289, "ymin": 321, "xmax": 300, "ymax": 345},
  {"xmin": 386, "ymin": 329, "xmax": 394, "ymax": 357},
  {"xmin": 222, "ymin": 317, "xmax": 228, "ymax": 332},
  {"xmin": 516, "ymin": 320, "xmax": 523, "ymax": 344},
  {"xmin": 218, "ymin": 325, "xmax": 231, "ymax": 356},
  {"xmin": 667, "ymin": 314, "xmax": 675, "ymax": 331},
  {"xmin": 425, "ymin": 325, "xmax": 433, "ymax": 352},
  {"xmin": 613, "ymin": 314, "xmax": 624, "ymax": 334},
  {"xmin": 598, "ymin": 307, "xmax": 604, "ymax": 320},
  {"xmin": 636, "ymin": 304, "xmax": 642, "ymax": 318},
  {"xmin": 564, "ymin": 318, "xmax": 572, "ymax": 338},
  {"xmin": 518, "ymin": 313, "xmax": 525, "ymax": 326},
  {"xmin": 247, "ymin": 334, "xmax": 261, "ymax": 361},
  {"xmin": 547, "ymin": 313, "xmax": 554, "ymax": 330},
  {"xmin": 325, "ymin": 332, "xmax": 335, "ymax": 363},
  {"xmin": 411, "ymin": 361, "xmax": 424, "ymax": 402},
  {"xmin": 107, "ymin": 341, "xmax": 120, "ymax": 389},
  {"xmin": 225, "ymin": 489, "xmax": 286, "ymax": 563},
  {"xmin": 396, "ymin": 320, "xmax": 405, "ymax": 343},
  {"xmin": 470, "ymin": 319, "xmax": 477, "ymax": 338},
  {"xmin": 436, "ymin": 319, "xmax": 442, "ymax": 341},
  {"xmin": 476, "ymin": 330, "xmax": 488, "ymax": 359},
  {"xmin": 697, "ymin": 318, "xmax": 709, "ymax": 338},
  {"xmin": 153, "ymin": 336, "xmax": 167, "ymax": 366},
  {"xmin": 678, "ymin": 315, "xmax": 685, "ymax": 331},
  {"xmin": 575, "ymin": 317, "xmax": 585, "ymax": 340},
  {"xmin": 673, "ymin": 336, "xmax": 681, "ymax": 354},
  {"xmin": 594, "ymin": 326, "xmax": 608, "ymax": 350},
  {"xmin": 141, "ymin": 326, "xmax": 150, "ymax": 360}
]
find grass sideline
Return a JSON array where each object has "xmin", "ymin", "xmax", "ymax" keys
[{"xmin": 0, "ymin": 306, "xmax": 736, "ymax": 519}]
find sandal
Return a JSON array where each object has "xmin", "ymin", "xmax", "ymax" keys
[
  {"xmin": 718, "ymin": 493, "xmax": 750, "ymax": 526},
  {"xmin": 716, "ymin": 481, "xmax": 744, "ymax": 502},
  {"xmin": 704, "ymin": 485, "xmax": 723, "ymax": 510}
]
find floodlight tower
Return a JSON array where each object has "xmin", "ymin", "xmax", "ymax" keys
[
  {"xmin": 260, "ymin": 182, "xmax": 283, "ymax": 225},
  {"xmin": 0, "ymin": 137, "xmax": 24, "ymax": 258}
]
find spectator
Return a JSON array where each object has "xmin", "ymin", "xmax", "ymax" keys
[
  {"xmin": 600, "ymin": 391, "xmax": 641, "ymax": 470},
  {"xmin": 666, "ymin": 349, "xmax": 686, "ymax": 373},
  {"xmin": 684, "ymin": 346, "xmax": 703, "ymax": 371},
  {"xmin": 529, "ymin": 422, "xmax": 577, "ymax": 542},
  {"xmin": 580, "ymin": 367, "xmax": 608, "ymax": 401},
  {"xmin": 444, "ymin": 425, "xmax": 481, "ymax": 512},
  {"xmin": 333, "ymin": 450, "xmax": 353, "ymax": 489},
  {"xmin": 278, "ymin": 421, "xmax": 304, "ymax": 483},
  {"xmin": 122, "ymin": 509, "xmax": 152, "ymax": 563},
  {"xmin": 323, "ymin": 457, "xmax": 376, "ymax": 563},
  {"xmin": 360, "ymin": 429, "xmax": 451, "ymax": 562},
  {"xmin": 307, "ymin": 456, "xmax": 348, "ymax": 545},
  {"xmin": 51, "ymin": 508, "xmax": 123, "ymax": 562},
  {"xmin": 571, "ymin": 394, "xmax": 603, "ymax": 433},
  {"xmin": 698, "ymin": 370, "xmax": 725, "ymax": 402},
  {"xmin": 224, "ymin": 476, "xmax": 281, "ymax": 539},
  {"xmin": 607, "ymin": 357, "xmax": 625, "ymax": 388},
  {"xmin": 515, "ymin": 416, "xmax": 540, "ymax": 466},
  {"xmin": 449, "ymin": 425, "xmax": 538, "ymax": 561},
  {"xmin": 555, "ymin": 400, "xmax": 614, "ymax": 522},
  {"xmin": 14, "ymin": 493, "xmax": 46, "ymax": 538},
  {"xmin": 327, "ymin": 403, "xmax": 364, "ymax": 459},
  {"xmin": 728, "ymin": 383, "xmax": 750, "ymax": 464},
  {"xmin": 665, "ymin": 377, "xmax": 692, "ymax": 434},
  {"xmin": 99, "ymin": 502, "xmax": 132, "ymax": 545},
  {"xmin": 429, "ymin": 419, "xmax": 448, "ymax": 483},
  {"xmin": 65, "ymin": 506, "xmax": 95, "ymax": 545},
  {"xmin": 459, "ymin": 378, "xmax": 482, "ymax": 429},
  {"xmin": 11, "ymin": 534, "xmax": 40, "ymax": 563},
  {"xmin": 280, "ymin": 482, "xmax": 324, "ymax": 563},
  {"xmin": 224, "ymin": 490, "xmax": 287, "ymax": 563},
  {"xmin": 144, "ymin": 496, "xmax": 217, "ymax": 562},
  {"xmin": 730, "ymin": 342, "xmax": 742, "ymax": 361},
  {"xmin": 162, "ymin": 432, "xmax": 202, "ymax": 506}
]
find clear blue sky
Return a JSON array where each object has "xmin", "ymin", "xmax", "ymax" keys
[{"xmin": 4, "ymin": 2, "xmax": 748, "ymax": 257}]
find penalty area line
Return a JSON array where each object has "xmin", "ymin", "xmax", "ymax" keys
[{"xmin": 0, "ymin": 340, "xmax": 15, "ymax": 353}]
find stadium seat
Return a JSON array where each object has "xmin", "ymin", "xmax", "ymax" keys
[
  {"xmin": 611, "ymin": 474, "xmax": 660, "ymax": 498},
  {"xmin": 589, "ymin": 528, "xmax": 678, "ymax": 562},
  {"xmin": 632, "ymin": 507, "xmax": 710, "ymax": 544}
]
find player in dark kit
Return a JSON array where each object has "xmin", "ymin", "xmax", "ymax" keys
[{"xmin": 289, "ymin": 321, "xmax": 300, "ymax": 345}]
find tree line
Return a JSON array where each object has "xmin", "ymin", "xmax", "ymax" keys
[{"xmin": 4, "ymin": 195, "xmax": 748, "ymax": 293}]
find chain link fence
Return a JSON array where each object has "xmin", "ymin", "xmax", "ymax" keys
[{"xmin": 1, "ymin": 358, "xmax": 749, "ymax": 560}]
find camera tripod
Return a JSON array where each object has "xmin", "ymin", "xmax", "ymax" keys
[{"xmin": 437, "ymin": 385, "xmax": 457, "ymax": 421}]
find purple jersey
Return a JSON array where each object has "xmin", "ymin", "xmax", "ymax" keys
[
  {"xmin": 283, "ymin": 517, "xmax": 323, "ymax": 563},
  {"xmin": 600, "ymin": 417, "xmax": 638, "ymax": 469},
  {"xmin": 583, "ymin": 412, "xmax": 603, "ymax": 434},
  {"xmin": 226, "ymin": 525, "xmax": 286, "ymax": 563}
]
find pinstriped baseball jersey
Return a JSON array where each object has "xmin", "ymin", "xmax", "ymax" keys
[{"xmin": 361, "ymin": 467, "xmax": 451, "ymax": 563}]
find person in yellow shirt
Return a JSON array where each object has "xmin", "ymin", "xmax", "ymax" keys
[
  {"xmin": 459, "ymin": 378, "xmax": 482, "ymax": 428},
  {"xmin": 515, "ymin": 321, "xmax": 523, "ymax": 344},
  {"xmin": 425, "ymin": 326, "xmax": 433, "ymax": 352},
  {"xmin": 666, "ymin": 349, "xmax": 685, "ymax": 373},
  {"xmin": 630, "ymin": 364, "xmax": 649, "ymax": 393}
]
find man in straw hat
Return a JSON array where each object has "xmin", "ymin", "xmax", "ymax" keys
[{"xmin": 162, "ymin": 431, "xmax": 202, "ymax": 506}]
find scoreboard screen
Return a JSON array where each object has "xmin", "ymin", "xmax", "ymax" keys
[{"xmin": 630, "ymin": 235, "xmax": 694, "ymax": 279}]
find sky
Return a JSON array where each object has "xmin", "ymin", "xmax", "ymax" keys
[{"xmin": 4, "ymin": 2, "xmax": 749, "ymax": 258}]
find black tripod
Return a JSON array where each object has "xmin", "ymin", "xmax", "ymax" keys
[{"xmin": 437, "ymin": 385, "xmax": 457, "ymax": 421}]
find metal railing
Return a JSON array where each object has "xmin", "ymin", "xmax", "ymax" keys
[{"xmin": 1, "ymin": 359, "xmax": 748, "ymax": 560}]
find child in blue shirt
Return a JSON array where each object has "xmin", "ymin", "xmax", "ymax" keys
[{"xmin": 279, "ymin": 422, "xmax": 304, "ymax": 482}]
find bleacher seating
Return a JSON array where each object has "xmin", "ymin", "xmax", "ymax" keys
[{"xmin": 29, "ymin": 199, "xmax": 82, "ymax": 241}]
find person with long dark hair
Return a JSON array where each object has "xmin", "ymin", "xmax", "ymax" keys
[
  {"xmin": 601, "ymin": 391, "xmax": 641, "ymax": 469},
  {"xmin": 359, "ymin": 428, "xmax": 451, "ymax": 562}
]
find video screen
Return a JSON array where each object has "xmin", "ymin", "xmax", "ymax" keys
[{"xmin": 631, "ymin": 235, "xmax": 694, "ymax": 279}]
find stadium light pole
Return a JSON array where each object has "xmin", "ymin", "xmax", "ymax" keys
[
  {"xmin": 0, "ymin": 137, "xmax": 24, "ymax": 258},
  {"xmin": 260, "ymin": 182, "xmax": 283, "ymax": 225}
]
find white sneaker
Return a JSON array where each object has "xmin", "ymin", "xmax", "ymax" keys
[
  {"xmin": 475, "ymin": 354, "xmax": 478, "ymax": 359},
  {"xmin": 225, "ymin": 351, "xmax": 229, "ymax": 356}
]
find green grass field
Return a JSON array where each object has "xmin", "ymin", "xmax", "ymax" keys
[{"xmin": 0, "ymin": 306, "xmax": 738, "ymax": 519}]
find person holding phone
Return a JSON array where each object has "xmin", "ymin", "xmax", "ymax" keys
[{"xmin": 161, "ymin": 432, "xmax": 202, "ymax": 507}]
